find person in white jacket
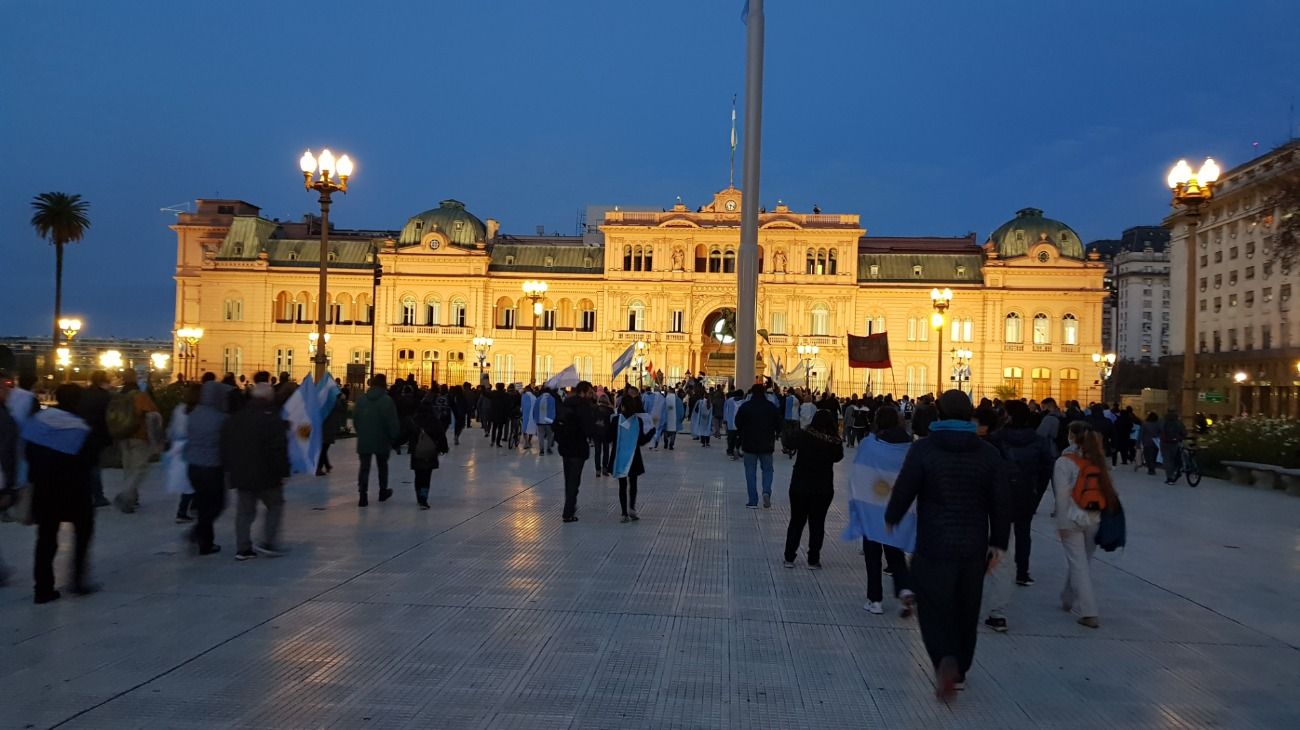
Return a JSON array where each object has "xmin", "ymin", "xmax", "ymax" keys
[{"xmin": 1052, "ymin": 420, "xmax": 1119, "ymax": 629}]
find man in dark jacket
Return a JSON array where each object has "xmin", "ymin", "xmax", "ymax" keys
[
  {"xmin": 885, "ymin": 390, "xmax": 1011, "ymax": 700},
  {"xmin": 911, "ymin": 395, "xmax": 938, "ymax": 438},
  {"xmin": 185, "ymin": 381, "xmax": 231, "ymax": 555},
  {"xmin": 353, "ymin": 375, "xmax": 401, "ymax": 506},
  {"xmin": 983, "ymin": 400, "xmax": 1056, "ymax": 632},
  {"xmin": 221, "ymin": 383, "xmax": 290, "ymax": 560},
  {"xmin": 735, "ymin": 384, "xmax": 783, "ymax": 508},
  {"xmin": 77, "ymin": 370, "xmax": 113, "ymax": 507},
  {"xmin": 555, "ymin": 381, "xmax": 599, "ymax": 522},
  {"xmin": 490, "ymin": 383, "xmax": 510, "ymax": 447}
]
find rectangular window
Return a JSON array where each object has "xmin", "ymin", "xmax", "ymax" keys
[
  {"xmin": 810, "ymin": 309, "xmax": 829, "ymax": 336},
  {"xmin": 671, "ymin": 310, "xmax": 685, "ymax": 333},
  {"xmin": 223, "ymin": 299, "xmax": 243, "ymax": 321},
  {"xmin": 771, "ymin": 311, "xmax": 786, "ymax": 335},
  {"xmin": 1229, "ymin": 247, "xmax": 1238, "ymax": 259},
  {"xmin": 1262, "ymin": 325, "xmax": 1271, "ymax": 349},
  {"xmin": 222, "ymin": 347, "xmax": 242, "ymax": 375},
  {"xmin": 1246, "ymin": 266, "xmax": 1255, "ymax": 280},
  {"xmin": 452, "ymin": 301, "xmax": 467, "ymax": 327},
  {"xmin": 1229, "ymin": 271, "xmax": 1237, "ymax": 286},
  {"xmin": 581, "ymin": 309, "xmax": 596, "ymax": 331},
  {"xmin": 275, "ymin": 348, "xmax": 294, "ymax": 373}
]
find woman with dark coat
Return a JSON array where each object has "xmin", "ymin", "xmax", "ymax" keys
[
  {"xmin": 783, "ymin": 409, "xmax": 845, "ymax": 569},
  {"xmin": 317, "ymin": 390, "xmax": 347, "ymax": 476},
  {"xmin": 592, "ymin": 394, "xmax": 616, "ymax": 477},
  {"xmin": 612, "ymin": 390, "xmax": 653, "ymax": 522},
  {"xmin": 23, "ymin": 384, "xmax": 97, "ymax": 603},
  {"xmin": 410, "ymin": 398, "xmax": 449, "ymax": 509}
]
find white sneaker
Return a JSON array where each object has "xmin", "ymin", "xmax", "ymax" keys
[{"xmin": 863, "ymin": 601, "xmax": 884, "ymax": 615}]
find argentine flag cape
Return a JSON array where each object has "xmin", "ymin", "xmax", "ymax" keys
[
  {"xmin": 642, "ymin": 391, "xmax": 661, "ymax": 430},
  {"xmin": 843, "ymin": 434, "xmax": 917, "ymax": 552},
  {"xmin": 282, "ymin": 374, "xmax": 340, "ymax": 476},
  {"xmin": 521, "ymin": 391, "xmax": 537, "ymax": 436},
  {"xmin": 691, "ymin": 399, "xmax": 712, "ymax": 437},
  {"xmin": 613, "ymin": 413, "xmax": 654, "ymax": 478}
]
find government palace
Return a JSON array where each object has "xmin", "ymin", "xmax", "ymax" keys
[{"xmin": 171, "ymin": 188, "xmax": 1107, "ymax": 401}]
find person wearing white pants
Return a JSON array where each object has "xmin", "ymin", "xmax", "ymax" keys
[{"xmin": 1052, "ymin": 420, "xmax": 1115, "ymax": 629}]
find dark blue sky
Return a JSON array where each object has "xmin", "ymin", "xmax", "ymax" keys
[{"xmin": 4, "ymin": 0, "xmax": 1298, "ymax": 337}]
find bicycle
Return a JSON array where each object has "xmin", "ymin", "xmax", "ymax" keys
[
  {"xmin": 1166, "ymin": 441, "xmax": 1202, "ymax": 487},
  {"xmin": 507, "ymin": 416, "xmax": 522, "ymax": 450}
]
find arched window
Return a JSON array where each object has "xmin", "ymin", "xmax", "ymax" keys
[
  {"xmin": 400, "ymin": 296, "xmax": 418, "ymax": 326},
  {"xmin": 828, "ymin": 249, "xmax": 838, "ymax": 275},
  {"xmin": 906, "ymin": 317, "xmax": 929, "ymax": 342},
  {"xmin": 866, "ymin": 316, "xmax": 886, "ymax": 335},
  {"xmin": 355, "ymin": 293, "xmax": 372, "ymax": 324},
  {"xmin": 623, "ymin": 245, "xmax": 633, "ymax": 271},
  {"xmin": 424, "ymin": 296, "xmax": 440, "ymax": 326},
  {"xmin": 950, "ymin": 317, "xmax": 973, "ymax": 342},
  {"xmin": 555, "ymin": 298, "xmax": 574, "ymax": 330},
  {"xmin": 540, "ymin": 298, "xmax": 555, "ymax": 330},
  {"xmin": 633, "ymin": 246, "xmax": 643, "ymax": 271},
  {"xmin": 274, "ymin": 292, "xmax": 292, "ymax": 322},
  {"xmin": 708, "ymin": 248, "xmax": 723, "ymax": 273},
  {"xmin": 450, "ymin": 297, "xmax": 467, "ymax": 327},
  {"xmin": 1004, "ymin": 312, "xmax": 1023, "ymax": 343},
  {"xmin": 1059, "ymin": 368, "xmax": 1080, "ymax": 402},
  {"xmin": 495, "ymin": 296, "xmax": 516, "ymax": 329},
  {"xmin": 295, "ymin": 292, "xmax": 312, "ymax": 322},
  {"xmin": 806, "ymin": 248, "xmax": 816, "ymax": 274},
  {"xmin": 694, "ymin": 244, "xmax": 707, "ymax": 272},
  {"xmin": 758, "ymin": 244, "xmax": 765, "ymax": 273},
  {"xmin": 1031, "ymin": 367, "xmax": 1051, "ymax": 401},
  {"xmin": 816, "ymin": 249, "xmax": 828, "ymax": 275},
  {"xmin": 1032, "ymin": 313, "xmax": 1050, "ymax": 345},
  {"xmin": 644, "ymin": 246, "xmax": 653, "ymax": 272},
  {"xmin": 810, "ymin": 303, "xmax": 830, "ymax": 336},
  {"xmin": 335, "ymin": 293, "xmax": 353, "ymax": 325},
  {"xmin": 1062, "ymin": 313, "xmax": 1079, "ymax": 345},
  {"xmin": 627, "ymin": 299, "xmax": 646, "ymax": 331},
  {"xmin": 1002, "ymin": 367, "xmax": 1024, "ymax": 397},
  {"xmin": 578, "ymin": 299, "xmax": 597, "ymax": 331},
  {"xmin": 223, "ymin": 298, "xmax": 243, "ymax": 322},
  {"xmin": 723, "ymin": 248, "xmax": 736, "ymax": 274}
]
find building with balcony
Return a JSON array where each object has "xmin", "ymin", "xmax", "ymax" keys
[{"xmin": 171, "ymin": 191, "xmax": 1106, "ymax": 400}]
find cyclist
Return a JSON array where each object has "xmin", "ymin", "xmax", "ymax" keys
[{"xmin": 1159, "ymin": 408, "xmax": 1187, "ymax": 485}]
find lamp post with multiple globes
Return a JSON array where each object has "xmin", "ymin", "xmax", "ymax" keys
[
  {"xmin": 1167, "ymin": 157, "xmax": 1221, "ymax": 423},
  {"xmin": 176, "ymin": 327, "xmax": 203, "ymax": 381},
  {"xmin": 472, "ymin": 336, "xmax": 494, "ymax": 386},
  {"xmin": 299, "ymin": 148, "xmax": 354, "ymax": 384},
  {"xmin": 1233, "ymin": 370, "xmax": 1249, "ymax": 417},
  {"xmin": 56, "ymin": 318, "xmax": 81, "ymax": 382},
  {"xmin": 796, "ymin": 343, "xmax": 819, "ymax": 390},
  {"xmin": 930, "ymin": 288, "xmax": 952, "ymax": 396},
  {"xmin": 521, "ymin": 280, "xmax": 548, "ymax": 384},
  {"xmin": 951, "ymin": 348, "xmax": 973, "ymax": 396},
  {"xmin": 1092, "ymin": 352, "xmax": 1116, "ymax": 403}
]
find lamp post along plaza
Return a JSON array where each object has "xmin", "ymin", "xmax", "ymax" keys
[
  {"xmin": 951, "ymin": 348, "xmax": 973, "ymax": 395},
  {"xmin": 300, "ymin": 148, "xmax": 354, "ymax": 384},
  {"xmin": 796, "ymin": 343, "xmax": 818, "ymax": 390},
  {"xmin": 472, "ymin": 336, "xmax": 493, "ymax": 386},
  {"xmin": 522, "ymin": 280, "xmax": 548, "ymax": 385},
  {"xmin": 1167, "ymin": 157, "xmax": 1220, "ymax": 423},
  {"xmin": 930, "ymin": 288, "xmax": 952, "ymax": 397},
  {"xmin": 177, "ymin": 327, "xmax": 203, "ymax": 381},
  {"xmin": 58, "ymin": 318, "xmax": 81, "ymax": 382},
  {"xmin": 1092, "ymin": 352, "xmax": 1116, "ymax": 403}
]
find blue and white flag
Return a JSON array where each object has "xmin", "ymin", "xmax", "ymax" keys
[
  {"xmin": 611, "ymin": 343, "xmax": 636, "ymax": 381},
  {"xmin": 544, "ymin": 364, "xmax": 581, "ymax": 391},
  {"xmin": 282, "ymin": 375, "xmax": 321, "ymax": 476},
  {"xmin": 843, "ymin": 434, "xmax": 916, "ymax": 552}
]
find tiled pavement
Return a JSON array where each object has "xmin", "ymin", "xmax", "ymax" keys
[{"xmin": 2, "ymin": 431, "xmax": 1298, "ymax": 729}]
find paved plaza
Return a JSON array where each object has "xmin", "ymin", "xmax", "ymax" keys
[{"xmin": 2, "ymin": 433, "xmax": 1299, "ymax": 729}]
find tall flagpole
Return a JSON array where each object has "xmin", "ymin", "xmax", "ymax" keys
[
  {"xmin": 736, "ymin": 0, "xmax": 764, "ymax": 389},
  {"xmin": 729, "ymin": 94, "xmax": 738, "ymax": 187}
]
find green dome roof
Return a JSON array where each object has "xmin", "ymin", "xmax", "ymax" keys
[
  {"xmin": 988, "ymin": 208, "xmax": 1084, "ymax": 260},
  {"xmin": 398, "ymin": 199, "xmax": 487, "ymax": 248}
]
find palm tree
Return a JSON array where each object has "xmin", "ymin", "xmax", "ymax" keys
[{"xmin": 31, "ymin": 192, "xmax": 91, "ymax": 370}]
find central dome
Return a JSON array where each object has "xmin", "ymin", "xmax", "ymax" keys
[
  {"xmin": 988, "ymin": 208, "xmax": 1084, "ymax": 260},
  {"xmin": 399, "ymin": 199, "xmax": 487, "ymax": 248}
]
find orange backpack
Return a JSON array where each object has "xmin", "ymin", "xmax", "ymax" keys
[{"xmin": 1066, "ymin": 454, "xmax": 1108, "ymax": 512}]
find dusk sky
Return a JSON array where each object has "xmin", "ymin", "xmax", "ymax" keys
[{"xmin": 3, "ymin": 0, "xmax": 1298, "ymax": 337}]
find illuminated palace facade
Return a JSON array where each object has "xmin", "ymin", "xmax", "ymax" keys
[{"xmin": 171, "ymin": 189, "xmax": 1106, "ymax": 400}]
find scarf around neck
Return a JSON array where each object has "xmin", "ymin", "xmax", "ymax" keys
[{"xmin": 929, "ymin": 419, "xmax": 977, "ymax": 433}]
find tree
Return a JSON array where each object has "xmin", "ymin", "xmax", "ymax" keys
[
  {"xmin": 30, "ymin": 192, "xmax": 91, "ymax": 372},
  {"xmin": 1264, "ymin": 169, "xmax": 1300, "ymax": 269}
]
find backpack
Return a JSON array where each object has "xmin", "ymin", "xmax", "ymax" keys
[
  {"xmin": 106, "ymin": 392, "xmax": 142, "ymax": 440},
  {"xmin": 430, "ymin": 395, "xmax": 452, "ymax": 425},
  {"xmin": 1096, "ymin": 500, "xmax": 1126, "ymax": 552},
  {"xmin": 1065, "ymin": 454, "xmax": 1107, "ymax": 512},
  {"xmin": 413, "ymin": 428, "xmax": 440, "ymax": 461}
]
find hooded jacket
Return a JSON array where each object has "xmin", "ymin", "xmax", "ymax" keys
[
  {"xmin": 221, "ymin": 395, "xmax": 289, "ymax": 492},
  {"xmin": 988, "ymin": 425, "xmax": 1056, "ymax": 517},
  {"xmin": 353, "ymin": 385, "xmax": 401, "ymax": 456},
  {"xmin": 185, "ymin": 381, "xmax": 231, "ymax": 468},
  {"xmin": 885, "ymin": 427, "xmax": 1012, "ymax": 561}
]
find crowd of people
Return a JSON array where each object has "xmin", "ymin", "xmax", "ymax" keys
[{"xmin": 3, "ymin": 368, "xmax": 1140, "ymax": 704}]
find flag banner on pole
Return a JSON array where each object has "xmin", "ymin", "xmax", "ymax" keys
[
  {"xmin": 848, "ymin": 332, "xmax": 892, "ymax": 369},
  {"xmin": 825, "ymin": 364, "xmax": 834, "ymax": 395},
  {"xmin": 282, "ymin": 375, "xmax": 321, "ymax": 476},
  {"xmin": 544, "ymin": 364, "xmax": 580, "ymax": 391},
  {"xmin": 611, "ymin": 343, "xmax": 636, "ymax": 380},
  {"xmin": 843, "ymin": 435, "xmax": 916, "ymax": 552}
]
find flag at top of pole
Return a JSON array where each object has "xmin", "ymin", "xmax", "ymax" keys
[{"xmin": 611, "ymin": 343, "xmax": 637, "ymax": 381}]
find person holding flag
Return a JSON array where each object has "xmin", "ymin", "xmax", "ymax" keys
[
  {"xmin": 612, "ymin": 387, "xmax": 655, "ymax": 523},
  {"xmin": 844, "ymin": 405, "xmax": 915, "ymax": 616},
  {"xmin": 520, "ymin": 385, "xmax": 537, "ymax": 451}
]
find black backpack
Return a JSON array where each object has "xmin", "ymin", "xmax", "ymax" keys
[
  {"xmin": 1096, "ymin": 500, "xmax": 1126, "ymax": 552},
  {"xmin": 431, "ymin": 395, "xmax": 452, "ymax": 425}
]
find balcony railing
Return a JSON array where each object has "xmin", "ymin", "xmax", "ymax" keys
[
  {"xmin": 1032, "ymin": 344, "xmax": 1053, "ymax": 353},
  {"xmin": 388, "ymin": 325, "xmax": 472, "ymax": 337},
  {"xmin": 1004, "ymin": 343, "xmax": 1024, "ymax": 352}
]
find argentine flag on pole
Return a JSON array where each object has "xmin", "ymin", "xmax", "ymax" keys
[
  {"xmin": 544, "ymin": 364, "xmax": 581, "ymax": 391},
  {"xmin": 282, "ymin": 373, "xmax": 333, "ymax": 476},
  {"xmin": 611, "ymin": 343, "xmax": 636, "ymax": 381},
  {"xmin": 843, "ymin": 434, "xmax": 916, "ymax": 552}
]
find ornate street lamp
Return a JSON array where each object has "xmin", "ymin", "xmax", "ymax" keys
[
  {"xmin": 796, "ymin": 343, "xmax": 819, "ymax": 390},
  {"xmin": 299, "ymin": 147, "xmax": 354, "ymax": 384},
  {"xmin": 59, "ymin": 318, "xmax": 82, "ymax": 342},
  {"xmin": 521, "ymin": 280, "xmax": 548, "ymax": 384},
  {"xmin": 177, "ymin": 326, "xmax": 203, "ymax": 381},
  {"xmin": 98, "ymin": 350, "xmax": 124, "ymax": 373},
  {"xmin": 472, "ymin": 336, "xmax": 494, "ymax": 385},
  {"xmin": 308, "ymin": 333, "xmax": 332, "ymax": 376},
  {"xmin": 951, "ymin": 348, "xmax": 973, "ymax": 396},
  {"xmin": 1168, "ymin": 157, "xmax": 1221, "ymax": 422},
  {"xmin": 1092, "ymin": 352, "xmax": 1116, "ymax": 402},
  {"xmin": 635, "ymin": 340, "xmax": 648, "ymax": 388},
  {"xmin": 931, "ymin": 288, "xmax": 952, "ymax": 396}
]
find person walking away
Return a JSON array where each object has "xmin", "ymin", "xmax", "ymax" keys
[
  {"xmin": 107, "ymin": 371, "xmax": 160, "ymax": 513},
  {"xmin": 490, "ymin": 383, "xmax": 510, "ymax": 447},
  {"xmin": 691, "ymin": 395, "xmax": 713, "ymax": 447},
  {"xmin": 317, "ymin": 390, "xmax": 347, "ymax": 476},
  {"xmin": 23, "ymin": 384, "xmax": 98, "ymax": 603},
  {"xmin": 612, "ymin": 389, "xmax": 654, "ymax": 522},
  {"xmin": 1084, "ymin": 404, "xmax": 1116, "ymax": 465},
  {"xmin": 1054, "ymin": 421, "xmax": 1120, "ymax": 628},
  {"xmin": 536, "ymin": 387, "xmax": 557, "ymax": 454},
  {"xmin": 798, "ymin": 395, "xmax": 817, "ymax": 430},
  {"xmin": 983, "ymin": 400, "xmax": 1055, "ymax": 632},
  {"xmin": 723, "ymin": 390, "xmax": 743, "ymax": 459},
  {"xmin": 353, "ymin": 374, "xmax": 401, "ymax": 506},
  {"xmin": 1139, "ymin": 412, "xmax": 1161, "ymax": 475},
  {"xmin": 780, "ymin": 390, "xmax": 800, "ymax": 457},
  {"xmin": 184, "ymin": 380, "xmax": 231, "ymax": 555},
  {"xmin": 410, "ymin": 396, "xmax": 450, "ymax": 509},
  {"xmin": 1114, "ymin": 406, "xmax": 1136, "ymax": 466},
  {"xmin": 592, "ymin": 394, "xmax": 615, "ymax": 477},
  {"xmin": 77, "ymin": 370, "xmax": 113, "ymax": 507},
  {"xmin": 660, "ymin": 390, "xmax": 682, "ymax": 450},
  {"xmin": 846, "ymin": 405, "xmax": 915, "ymax": 616},
  {"xmin": 520, "ymin": 386, "xmax": 537, "ymax": 451},
  {"xmin": 555, "ymin": 381, "xmax": 599, "ymax": 522},
  {"xmin": 164, "ymin": 383, "xmax": 201, "ymax": 523},
  {"xmin": 1159, "ymin": 409, "xmax": 1187, "ymax": 484},
  {"xmin": 221, "ymin": 383, "xmax": 290, "ymax": 560},
  {"xmin": 885, "ymin": 390, "xmax": 1011, "ymax": 701},
  {"xmin": 735, "ymin": 384, "xmax": 783, "ymax": 509},
  {"xmin": 1036, "ymin": 397, "xmax": 1062, "ymax": 447},
  {"xmin": 450, "ymin": 384, "xmax": 467, "ymax": 445},
  {"xmin": 783, "ymin": 410, "xmax": 844, "ymax": 569}
]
